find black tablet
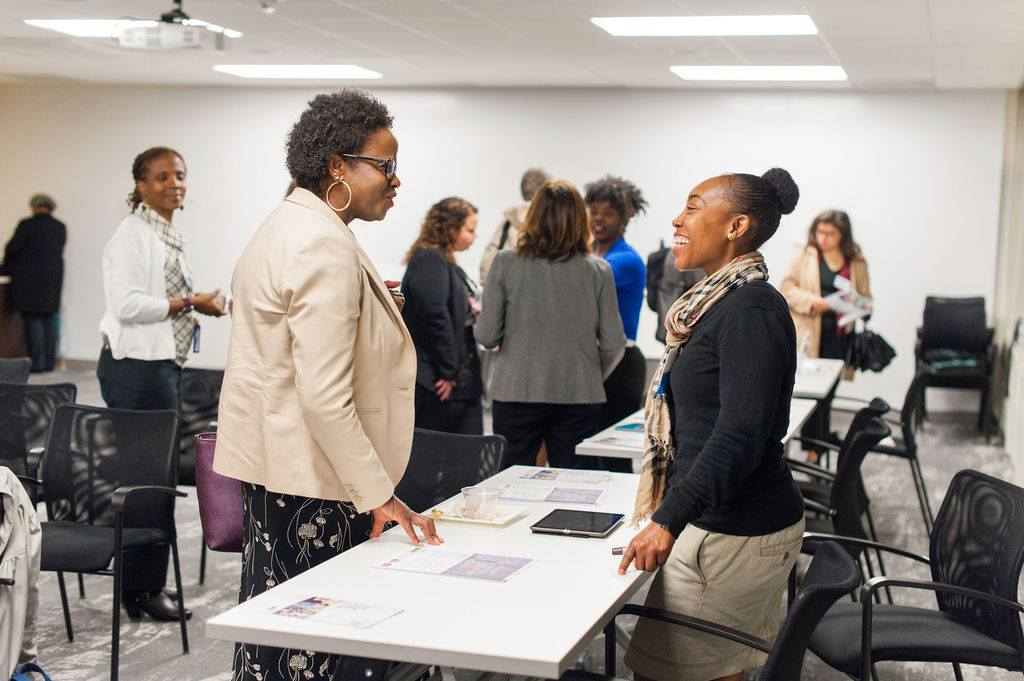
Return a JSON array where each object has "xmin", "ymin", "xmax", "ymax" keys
[{"xmin": 530, "ymin": 509, "xmax": 625, "ymax": 538}]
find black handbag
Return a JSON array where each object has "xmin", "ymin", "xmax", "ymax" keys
[{"xmin": 846, "ymin": 327, "xmax": 896, "ymax": 373}]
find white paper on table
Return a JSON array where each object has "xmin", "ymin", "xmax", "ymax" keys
[
  {"xmin": 519, "ymin": 469, "xmax": 612, "ymax": 484},
  {"xmin": 499, "ymin": 485, "xmax": 607, "ymax": 504},
  {"xmin": 269, "ymin": 597, "xmax": 403, "ymax": 629},
  {"xmin": 376, "ymin": 547, "xmax": 534, "ymax": 582}
]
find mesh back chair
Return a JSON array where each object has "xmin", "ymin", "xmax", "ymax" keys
[
  {"xmin": 394, "ymin": 429, "xmax": 506, "ymax": 513},
  {"xmin": 178, "ymin": 368, "xmax": 223, "ymax": 487},
  {"xmin": 38, "ymin": 405, "xmax": 187, "ymax": 681},
  {"xmin": 0, "ymin": 358, "xmax": 31, "ymax": 384},
  {"xmin": 869, "ymin": 365, "xmax": 936, "ymax": 532},
  {"xmin": 564, "ymin": 541, "xmax": 860, "ymax": 681},
  {"xmin": 177, "ymin": 368, "xmax": 223, "ymax": 585},
  {"xmin": 0, "ymin": 381, "xmax": 76, "ymax": 481},
  {"xmin": 915, "ymin": 296, "xmax": 995, "ymax": 433},
  {"xmin": 807, "ymin": 469, "xmax": 1024, "ymax": 680}
]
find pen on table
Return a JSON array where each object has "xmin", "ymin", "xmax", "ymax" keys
[{"xmin": 611, "ymin": 546, "xmax": 626, "ymax": 555}]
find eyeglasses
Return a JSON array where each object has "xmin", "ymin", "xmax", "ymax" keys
[{"xmin": 341, "ymin": 154, "xmax": 397, "ymax": 183}]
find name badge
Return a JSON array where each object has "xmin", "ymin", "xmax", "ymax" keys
[{"xmin": 193, "ymin": 324, "xmax": 201, "ymax": 353}]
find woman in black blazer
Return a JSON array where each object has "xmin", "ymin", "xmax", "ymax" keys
[{"xmin": 401, "ymin": 197, "xmax": 483, "ymax": 434}]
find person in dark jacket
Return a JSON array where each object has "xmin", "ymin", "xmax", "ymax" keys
[
  {"xmin": 402, "ymin": 197, "xmax": 483, "ymax": 434},
  {"xmin": 4, "ymin": 194, "xmax": 66, "ymax": 372}
]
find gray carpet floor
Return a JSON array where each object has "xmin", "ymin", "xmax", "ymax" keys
[{"xmin": 24, "ymin": 363, "xmax": 1021, "ymax": 680}]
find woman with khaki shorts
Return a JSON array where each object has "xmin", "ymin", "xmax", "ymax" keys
[{"xmin": 618, "ymin": 168, "xmax": 807, "ymax": 681}]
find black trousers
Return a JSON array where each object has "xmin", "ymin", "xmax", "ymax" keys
[
  {"xmin": 414, "ymin": 385, "xmax": 483, "ymax": 435},
  {"xmin": 97, "ymin": 347, "xmax": 181, "ymax": 594},
  {"xmin": 22, "ymin": 313, "xmax": 57, "ymax": 373},
  {"xmin": 594, "ymin": 346, "xmax": 648, "ymax": 472},
  {"xmin": 492, "ymin": 400, "xmax": 601, "ymax": 470},
  {"xmin": 235, "ymin": 483, "xmax": 388, "ymax": 681}
]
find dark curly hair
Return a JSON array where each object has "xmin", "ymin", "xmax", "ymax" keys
[
  {"xmin": 286, "ymin": 89, "xmax": 394, "ymax": 193},
  {"xmin": 583, "ymin": 175, "xmax": 648, "ymax": 227},
  {"xmin": 128, "ymin": 146, "xmax": 185, "ymax": 210},
  {"xmin": 723, "ymin": 167, "xmax": 799, "ymax": 249},
  {"xmin": 405, "ymin": 197, "xmax": 478, "ymax": 264}
]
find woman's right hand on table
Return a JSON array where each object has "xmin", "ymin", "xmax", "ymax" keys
[{"xmin": 371, "ymin": 495, "xmax": 444, "ymax": 546}]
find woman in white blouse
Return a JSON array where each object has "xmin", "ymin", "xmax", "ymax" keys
[{"xmin": 97, "ymin": 145, "xmax": 224, "ymax": 621}]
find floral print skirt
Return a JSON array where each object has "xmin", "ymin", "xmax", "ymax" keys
[{"xmin": 234, "ymin": 482, "xmax": 389, "ymax": 681}]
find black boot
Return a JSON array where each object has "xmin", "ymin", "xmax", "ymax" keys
[{"xmin": 125, "ymin": 591, "xmax": 192, "ymax": 621}]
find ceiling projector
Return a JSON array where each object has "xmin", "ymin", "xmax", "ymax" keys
[{"xmin": 117, "ymin": 0, "xmax": 229, "ymax": 50}]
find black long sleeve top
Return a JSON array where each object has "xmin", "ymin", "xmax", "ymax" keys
[{"xmin": 650, "ymin": 281, "xmax": 805, "ymax": 537}]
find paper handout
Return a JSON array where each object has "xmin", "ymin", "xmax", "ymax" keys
[
  {"xmin": 519, "ymin": 469, "xmax": 612, "ymax": 484},
  {"xmin": 377, "ymin": 547, "xmax": 534, "ymax": 582},
  {"xmin": 499, "ymin": 485, "xmax": 606, "ymax": 505},
  {"xmin": 270, "ymin": 597, "xmax": 403, "ymax": 629}
]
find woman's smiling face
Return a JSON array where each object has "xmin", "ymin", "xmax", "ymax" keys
[{"xmin": 670, "ymin": 176, "xmax": 743, "ymax": 276}]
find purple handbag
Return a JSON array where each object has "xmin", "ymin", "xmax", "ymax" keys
[{"xmin": 194, "ymin": 432, "xmax": 243, "ymax": 552}]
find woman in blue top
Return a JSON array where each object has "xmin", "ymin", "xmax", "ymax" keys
[{"xmin": 586, "ymin": 176, "xmax": 648, "ymax": 472}]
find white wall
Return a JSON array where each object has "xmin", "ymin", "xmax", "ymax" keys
[{"xmin": 0, "ymin": 84, "xmax": 1005, "ymax": 409}]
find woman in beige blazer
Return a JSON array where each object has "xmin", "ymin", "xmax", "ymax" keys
[
  {"xmin": 779, "ymin": 210, "xmax": 871, "ymax": 372},
  {"xmin": 214, "ymin": 89, "xmax": 441, "ymax": 681}
]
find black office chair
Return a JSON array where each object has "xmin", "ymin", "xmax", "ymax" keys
[
  {"xmin": 0, "ymin": 381, "xmax": 76, "ymax": 483},
  {"xmin": 807, "ymin": 469, "xmax": 1024, "ymax": 681},
  {"xmin": 394, "ymin": 429, "xmax": 506, "ymax": 513},
  {"xmin": 915, "ymin": 296, "xmax": 995, "ymax": 433},
  {"xmin": 564, "ymin": 541, "xmax": 860, "ymax": 681},
  {"xmin": 177, "ymin": 368, "xmax": 223, "ymax": 585},
  {"xmin": 0, "ymin": 358, "xmax": 31, "ymax": 384},
  {"xmin": 793, "ymin": 416, "xmax": 892, "ymax": 602},
  {"xmin": 35, "ymin": 405, "xmax": 188, "ymax": 681}
]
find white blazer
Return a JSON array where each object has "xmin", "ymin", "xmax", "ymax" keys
[{"xmin": 98, "ymin": 214, "xmax": 192, "ymax": 361}]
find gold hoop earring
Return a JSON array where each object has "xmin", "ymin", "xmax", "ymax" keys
[{"xmin": 325, "ymin": 180, "xmax": 352, "ymax": 212}]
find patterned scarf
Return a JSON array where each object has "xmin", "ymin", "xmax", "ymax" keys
[
  {"xmin": 135, "ymin": 204, "xmax": 195, "ymax": 367},
  {"xmin": 631, "ymin": 251, "xmax": 769, "ymax": 525}
]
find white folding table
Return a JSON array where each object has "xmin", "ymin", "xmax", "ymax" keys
[
  {"xmin": 793, "ymin": 357, "xmax": 845, "ymax": 400},
  {"xmin": 207, "ymin": 467, "xmax": 649, "ymax": 679},
  {"xmin": 575, "ymin": 397, "xmax": 818, "ymax": 462}
]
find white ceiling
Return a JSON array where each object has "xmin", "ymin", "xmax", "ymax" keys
[{"xmin": 0, "ymin": 0, "xmax": 1022, "ymax": 89}]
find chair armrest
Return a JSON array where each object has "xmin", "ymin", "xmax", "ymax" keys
[
  {"xmin": 791, "ymin": 436, "xmax": 841, "ymax": 453},
  {"xmin": 15, "ymin": 473, "xmax": 40, "ymax": 489},
  {"xmin": 617, "ymin": 604, "xmax": 771, "ymax": 654},
  {"xmin": 870, "ymin": 442, "xmax": 908, "ymax": 458},
  {"xmin": 802, "ymin": 532, "xmax": 930, "ymax": 565},
  {"xmin": 787, "ymin": 458, "xmax": 837, "ymax": 482},
  {"xmin": 111, "ymin": 485, "xmax": 186, "ymax": 514},
  {"xmin": 802, "ymin": 499, "xmax": 835, "ymax": 517},
  {"xmin": 206, "ymin": 420, "xmax": 218, "ymax": 430},
  {"xmin": 859, "ymin": 577, "xmax": 1023, "ymax": 675}
]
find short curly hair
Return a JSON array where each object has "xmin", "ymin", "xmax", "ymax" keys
[
  {"xmin": 583, "ymin": 175, "xmax": 648, "ymax": 227},
  {"xmin": 286, "ymin": 89, "xmax": 394, "ymax": 192},
  {"xmin": 405, "ymin": 197, "xmax": 478, "ymax": 263}
]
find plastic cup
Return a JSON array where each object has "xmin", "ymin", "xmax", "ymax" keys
[{"xmin": 461, "ymin": 486, "xmax": 500, "ymax": 520}]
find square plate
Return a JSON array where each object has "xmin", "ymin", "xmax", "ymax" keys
[{"xmin": 428, "ymin": 504, "xmax": 528, "ymax": 527}]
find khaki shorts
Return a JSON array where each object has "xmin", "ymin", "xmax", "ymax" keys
[{"xmin": 624, "ymin": 518, "xmax": 804, "ymax": 681}]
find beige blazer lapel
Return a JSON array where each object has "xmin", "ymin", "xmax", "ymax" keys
[{"xmin": 285, "ymin": 188, "xmax": 410, "ymax": 339}]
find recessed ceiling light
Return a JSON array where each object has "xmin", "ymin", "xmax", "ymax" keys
[
  {"xmin": 670, "ymin": 65, "xmax": 847, "ymax": 81},
  {"xmin": 24, "ymin": 18, "xmax": 243, "ymax": 38},
  {"xmin": 213, "ymin": 64, "xmax": 382, "ymax": 79},
  {"xmin": 591, "ymin": 15, "xmax": 818, "ymax": 37},
  {"xmin": 24, "ymin": 19, "xmax": 158, "ymax": 38}
]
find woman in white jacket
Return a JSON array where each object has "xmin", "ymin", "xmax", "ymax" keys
[{"xmin": 97, "ymin": 146, "xmax": 224, "ymax": 621}]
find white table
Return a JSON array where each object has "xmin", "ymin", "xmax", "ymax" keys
[
  {"xmin": 793, "ymin": 357, "xmax": 845, "ymax": 400},
  {"xmin": 575, "ymin": 397, "xmax": 818, "ymax": 461},
  {"xmin": 207, "ymin": 467, "xmax": 649, "ymax": 679}
]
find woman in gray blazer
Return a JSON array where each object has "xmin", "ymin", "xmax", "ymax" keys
[{"xmin": 476, "ymin": 180, "xmax": 625, "ymax": 469}]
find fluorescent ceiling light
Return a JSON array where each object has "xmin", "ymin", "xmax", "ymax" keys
[
  {"xmin": 24, "ymin": 18, "xmax": 242, "ymax": 39},
  {"xmin": 213, "ymin": 65, "xmax": 383, "ymax": 80},
  {"xmin": 24, "ymin": 19, "xmax": 157, "ymax": 38},
  {"xmin": 592, "ymin": 15, "xmax": 818, "ymax": 37},
  {"xmin": 670, "ymin": 65, "xmax": 847, "ymax": 81}
]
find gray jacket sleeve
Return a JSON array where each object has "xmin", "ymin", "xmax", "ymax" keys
[
  {"xmin": 474, "ymin": 252, "xmax": 506, "ymax": 349},
  {"xmin": 596, "ymin": 263, "xmax": 626, "ymax": 379}
]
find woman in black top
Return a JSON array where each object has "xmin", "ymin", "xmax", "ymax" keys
[
  {"xmin": 619, "ymin": 169, "xmax": 806, "ymax": 681},
  {"xmin": 401, "ymin": 197, "xmax": 484, "ymax": 434}
]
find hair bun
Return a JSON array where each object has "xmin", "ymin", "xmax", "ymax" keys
[{"xmin": 762, "ymin": 167, "xmax": 799, "ymax": 215}]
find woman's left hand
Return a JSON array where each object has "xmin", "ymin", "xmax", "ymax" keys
[
  {"xmin": 618, "ymin": 522, "xmax": 676, "ymax": 575},
  {"xmin": 384, "ymin": 280, "xmax": 405, "ymax": 311}
]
